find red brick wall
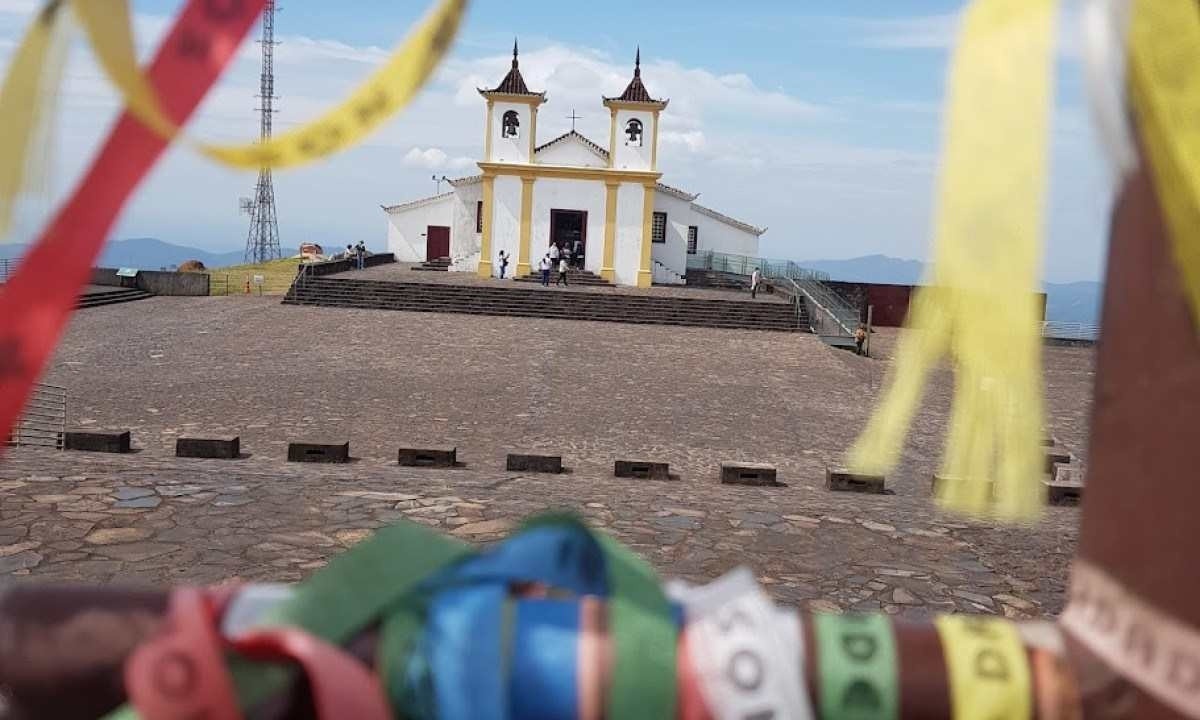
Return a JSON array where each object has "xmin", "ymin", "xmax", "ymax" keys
[{"xmin": 825, "ymin": 281, "xmax": 1047, "ymax": 327}]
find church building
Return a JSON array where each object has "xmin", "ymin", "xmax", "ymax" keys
[{"xmin": 383, "ymin": 44, "xmax": 766, "ymax": 287}]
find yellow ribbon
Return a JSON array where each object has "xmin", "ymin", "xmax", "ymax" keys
[
  {"xmin": 68, "ymin": 0, "xmax": 467, "ymax": 170},
  {"xmin": 1128, "ymin": 0, "xmax": 1200, "ymax": 330},
  {"xmin": 935, "ymin": 616, "xmax": 1033, "ymax": 720},
  {"xmin": 848, "ymin": 0, "xmax": 1056, "ymax": 520},
  {"xmin": 0, "ymin": 1, "xmax": 71, "ymax": 242}
]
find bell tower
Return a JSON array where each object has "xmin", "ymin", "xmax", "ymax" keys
[
  {"xmin": 479, "ymin": 40, "xmax": 546, "ymax": 165},
  {"xmin": 604, "ymin": 48, "xmax": 668, "ymax": 171}
]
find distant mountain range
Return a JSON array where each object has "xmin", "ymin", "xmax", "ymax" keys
[
  {"xmin": 799, "ymin": 254, "xmax": 1102, "ymax": 325},
  {"xmin": 0, "ymin": 237, "xmax": 246, "ymax": 270}
]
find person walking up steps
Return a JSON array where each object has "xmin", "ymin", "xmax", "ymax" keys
[
  {"xmin": 556, "ymin": 257, "xmax": 569, "ymax": 286},
  {"xmin": 751, "ymin": 267, "xmax": 761, "ymax": 299},
  {"xmin": 539, "ymin": 254, "xmax": 551, "ymax": 286}
]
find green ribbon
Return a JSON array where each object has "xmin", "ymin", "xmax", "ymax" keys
[
  {"xmin": 107, "ymin": 514, "xmax": 678, "ymax": 720},
  {"xmin": 813, "ymin": 613, "xmax": 899, "ymax": 720}
]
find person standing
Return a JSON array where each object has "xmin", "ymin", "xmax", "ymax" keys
[
  {"xmin": 572, "ymin": 238, "xmax": 583, "ymax": 268},
  {"xmin": 498, "ymin": 250, "xmax": 509, "ymax": 279},
  {"xmin": 855, "ymin": 325, "xmax": 868, "ymax": 356},
  {"xmin": 751, "ymin": 267, "xmax": 761, "ymax": 299},
  {"xmin": 539, "ymin": 254, "xmax": 551, "ymax": 286},
  {"xmin": 556, "ymin": 257, "xmax": 569, "ymax": 286},
  {"xmin": 549, "ymin": 242, "xmax": 560, "ymax": 269},
  {"xmin": 355, "ymin": 241, "xmax": 366, "ymax": 270}
]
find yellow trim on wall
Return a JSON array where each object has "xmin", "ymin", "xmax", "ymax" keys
[
  {"xmin": 603, "ymin": 98, "xmax": 669, "ymax": 112},
  {"xmin": 484, "ymin": 100, "xmax": 494, "ymax": 163},
  {"xmin": 518, "ymin": 176, "xmax": 535, "ymax": 277},
  {"xmin": 650, "ymin": 110, "xmax": 660, "ymax": 171},
  {"xmin": 479, "ymin": 91, "xmax": 547, "ymax": 106},
  {"xmin": 607, "ymin": 107, "xmax": 617, "ymax": 168},
  {"xmin": 638, "ymin": 183, "xmax": 654, "ymax": 288},
  {"xmin": 528, "ymin": 106, "xmax": 538, "ymax": 161},
  {"xmin": 478, "ymin": 161, "xmax": 660, "ymax": 184},
  {"xmin": 478, "ymin": 175, "xmax": 495, "ymax": 278},
  {"xmin": 601, "ymin": 181, "xmax": 619, "ymax": 282}
]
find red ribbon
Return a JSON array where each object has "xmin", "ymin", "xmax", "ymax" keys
[{"xmin": 0, "ymin": 0, "xmax": 267, "ymax": 449}]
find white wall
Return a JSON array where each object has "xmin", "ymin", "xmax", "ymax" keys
[
  {"xmin": 613, "ymin": 182, "xmax": 646, "ymax": 285},
  {"xmin": 529, "ymin": 178, "xmax": 606, "ymax": 273},
  {"xmin": 651, "ymin": 191, "xmax": 693, "ymax": 280},
  {"xmin": 535, "ymin": 139, "xmax": 605, "ymax": 168},
  {"xmin": 490, "ymin": 101, "xmax": 532, "ymax": 164},
  {"xmin": 449, "ymin": 183, "xmax": 483, "ymax": 271},
  {"xmin": 694, "ymin": 209, "xmax": 761, "ymax": 258},
  {"xmin": 611, "ymin": 108, "xmax": 655, "ymax": 171},
  {"xmin": 485, "ymin": 175, "xmax": 522, "ymax": 278},
  {"xmin": 385, "ymin": 196, "xmax": 453, "ymax": 263}
]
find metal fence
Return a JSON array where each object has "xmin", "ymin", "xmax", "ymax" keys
[
  {"xmin": 1042, "ymin": 321, "xmax": 1100, "ymax": 342},
  {"xmin": 6, "ymin": 383, "xmax": 66, "ymax": 449},
  {"xmin": 688, "ymin": 251, "xmax": 859, "ymax": 336},
  {"xmin": 686, "ymin": 251, "xmax": 831, "ymax": 282},
  {"xmin": 209, "ymin": 273, "xmax": 298, "ymax": 296}
]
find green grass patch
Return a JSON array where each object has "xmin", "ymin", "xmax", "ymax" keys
[{"xmin": 204, "ymin": 258, "xmax": 301, "ymax": 296}]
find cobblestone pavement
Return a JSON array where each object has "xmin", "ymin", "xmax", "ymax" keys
[
  {"xmin": 0, "ymin": 448, "xmax": 1076, "ymax": 619},
  {"xmin": 1, "ymin": 296, "xmax": 1095, "ymax": 616}
]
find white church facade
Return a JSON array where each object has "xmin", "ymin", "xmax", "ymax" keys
[{"xmin": 383, "ymin": 45, "xmax": 765, "ymax": 287}]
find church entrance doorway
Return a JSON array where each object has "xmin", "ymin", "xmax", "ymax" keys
[
  {"xmin": 425, "ymin": 225, "xmax": 450, "ymax": 261},
  {"xmin": 549, "ymin": 209, "xmax": 587, "ymax": 267}
]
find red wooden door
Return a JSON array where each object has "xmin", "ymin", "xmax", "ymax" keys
[{"xmin": 426, "ymin": 225, "xmax": 450, "ymax": 260}]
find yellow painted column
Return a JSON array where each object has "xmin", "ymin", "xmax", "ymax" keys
[
  {"xmin": 600, "ymin": 181, "xmax": 618, "ymax": 282},
  {"xmin": 484, "ymin": 101, "xmax": 494, "ymax": 162},
  {"xmin": 650, "ymin": 111, "xmax": 660, "ymax": 170},
  {"xmin": 477, "ymin": 175, "xmax": 495, "ymax": 278},
  {"xmin": 517, "ymin": 176, "xmax": 535, "ymax": 277},
  {"xmin": 637, "ymin": 182, "xmax": 654, "ymax": 288},
  {"xmin": 608, "ymin": 108, "xmax": 617, "ymax": 168},
  {"xmin": 528, "ymin": 107, "xmax": 538, "ymax": 161}
]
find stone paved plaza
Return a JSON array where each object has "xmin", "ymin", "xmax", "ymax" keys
[{"xmin": 0, "ymin": 294, "xmax": 1096, "ymax": 618}]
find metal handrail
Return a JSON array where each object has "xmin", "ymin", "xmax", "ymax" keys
[
  {"xmin": 788, "ymin": 278, "xmax": 857, "ymax": 337},
  {"xmin": 1041, "ymin": 321, "xmax": 1100, "ymax": 341}
]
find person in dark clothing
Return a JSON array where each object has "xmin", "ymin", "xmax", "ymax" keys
[
  {"xmin": 355, "ymin": 241, "xmax": 366, "ymax": 270},
  {"xmin": 498, "ymin": 250, "xmax": 509, "ymax": 279}
]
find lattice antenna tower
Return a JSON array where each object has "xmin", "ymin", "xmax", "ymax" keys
[{"xmin": 243, "ymin": 0, "xmax": 282, "ymax": 263}]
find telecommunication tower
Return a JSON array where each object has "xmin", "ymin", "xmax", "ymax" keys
[{"xmin": 243, "ymin": 0, "xmax": 282, "ymax": 263}]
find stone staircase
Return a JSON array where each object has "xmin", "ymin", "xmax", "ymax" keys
[
  {"xmin": 284, "ymin": 277, "xmax": 808, "ymax": 332},
  {"xmin": 414, "ymin": 257, "xmax": 451, "ymax": 272},
  {"xmin": 77, "ymin": 287, "xmax": 153, "ymax": 309},
  {"xmin": 512, "ymin": 267, "xmax": 611, "ymax": 286}
]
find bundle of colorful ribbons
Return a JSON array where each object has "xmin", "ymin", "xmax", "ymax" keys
[
  {"xmin": 2, "ymin": 0, "xmax": 1200, "ymax": 717},
  {"xmin": 97, "ymin": 515, "xmax": 1081, "ymax": 720}
]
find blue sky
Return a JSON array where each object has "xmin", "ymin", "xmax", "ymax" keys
[{"xmin": 0, "ymin": 0, "xmax": 1111, "ymax": 282}]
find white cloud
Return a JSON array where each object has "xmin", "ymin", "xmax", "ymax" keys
[
  {"xmin": 660, "ymin": 130, "xmax": 706, "ymax": 153},
  {"xmin": 853, "ymin": 12, "xmax": 962, "ymax": 49},
  {"xmin": 849, "ymin": 4, "xmax": 1083, "ymax": 60},
  {"xmin": 0, "ymin": 0, "xmax": 36, "ymax": 15},
  {"xmin": 402, "ymin": 147, "xmax": 473, "ymax": 170}
]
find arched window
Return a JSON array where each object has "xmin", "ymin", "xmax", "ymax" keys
[
  {"xmin": 502, "ymin": 110, "xmax": 520, "ymax": 138},
  {"xmin": 625, "ymin": 118, "xmax": 643, "ymax": 146}
]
